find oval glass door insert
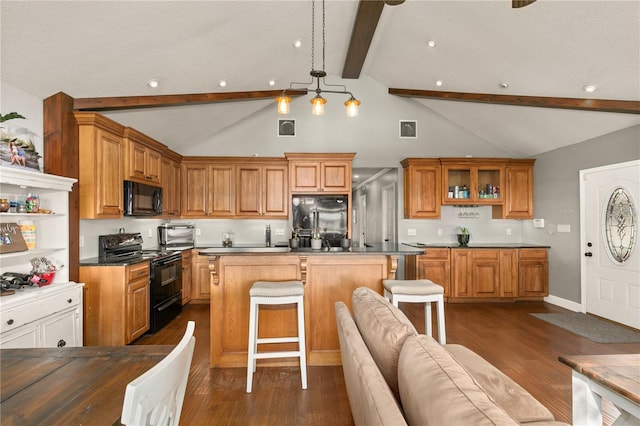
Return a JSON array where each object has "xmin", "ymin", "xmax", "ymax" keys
[{"xmin": 604, "ymin": 187, "xmax": 636, "ymax": 263}]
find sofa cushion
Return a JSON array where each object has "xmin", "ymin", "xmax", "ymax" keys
[
  {"xmin": 445, "ymin": 344, "xmax": 556, "ymax": 423},
  {"xmin": 351, "ymin": 287, "xmax": 417, "ymax": 399},
  {"xmin": 335, "ymin": 302, "xmax": 408, "ymax": 426},
  {"xmin": 399, "ymin": 335, "xmax": 519, "ymax": 426}
]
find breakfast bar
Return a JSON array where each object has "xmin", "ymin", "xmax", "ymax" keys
[{"xmin": 199, "ymin": 244, "xmax": 423, "ymax": 367}]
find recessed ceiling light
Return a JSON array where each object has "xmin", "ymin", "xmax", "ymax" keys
[
  {"xmin": 147, "ymin": 79, "xmax": 159, "ymax": 88},
  {"xmin": 427, "ymin": 40, "xmax": 436, "ymax": 48},
  {"xmin": 583, "ymin": 84, "xmax": 597, "ymax": 93},
  {"xmin": 499, "ymin": 82, "xmax": 509, "ymax": 89},
  {"xmin": 293, "ymin": 39, "xmax": 302, "ymax": 48},
  {"xmin": 268, "ymin": 80, "xmax": 276, "ymax": 87},
  {"xmin": 218, "ymin": 80, "xmax": 227, "ymax": 87},
  {"xmin": 436, "ymin": 80, "xmax": 443, "ymax": 87}
]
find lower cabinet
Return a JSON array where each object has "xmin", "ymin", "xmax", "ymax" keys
[
  {"xmin": 410, "ymin": 247, "xmax": 548, "ymax": 300},
  {"xmin": 191, "ymin": 254, "xmax": 212, "ymax": 303},
  {"xmin": 182, "ymin": 249, "xmax": 193, "ymax": 305},
  {"xmin": 80, "ymin": 262, "xmax": 151, "ymax": 345},
  {"xmin": 0, "ymin": 283, "xmax": 83, "ymax": 349}
]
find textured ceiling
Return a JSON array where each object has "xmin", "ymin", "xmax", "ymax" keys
[{"xmin": 2, "ymin": 0, "xmax": 639, "ymax": 159}]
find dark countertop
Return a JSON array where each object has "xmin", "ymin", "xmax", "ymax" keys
[
  {"xmin": 79, "ymin": 257, "xmax": 151, "ymax": 267},
  {"xmin": 402, "ymin": 242, "xmax": 550, "ymax": 249},
  {"xmin": 197, "ymin": 242, "xmax": 425, "ymax": 256}
]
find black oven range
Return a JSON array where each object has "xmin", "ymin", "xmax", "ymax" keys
[{"xmin": 98, "ymin": 233, "xmax": 182, "ymax": 335}]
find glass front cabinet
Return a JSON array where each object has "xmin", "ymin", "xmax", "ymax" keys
[{"xmin": 441, "ymin": 159, "xmax": 506, "ymax": 205}]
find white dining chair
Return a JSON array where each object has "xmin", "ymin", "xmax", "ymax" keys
[{"xmin": 121, "ymin": 321, "xmax": 196, "ymax": 426}]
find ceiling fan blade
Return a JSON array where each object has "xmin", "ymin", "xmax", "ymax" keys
[{"xmin": 512, "ymin": 0, "xmax": 536, "ymax": 8}]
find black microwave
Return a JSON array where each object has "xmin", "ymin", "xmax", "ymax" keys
[{"xmin": 123, "ymin": 180, "xmax": 163, "ymax": 216}]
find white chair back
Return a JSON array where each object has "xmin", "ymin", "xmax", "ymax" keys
[{"xmin": 121, "ymin": 321, "xmax": 196, "ymax": 426}]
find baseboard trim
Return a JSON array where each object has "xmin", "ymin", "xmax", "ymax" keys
[{"xmin": 544, "ymin": 294, "xmax": 582, "ymax": 312}]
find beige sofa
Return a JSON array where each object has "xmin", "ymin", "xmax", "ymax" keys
[{"xmin": 336, "ymin": 287, "xmax": 569, "ymax": 426}]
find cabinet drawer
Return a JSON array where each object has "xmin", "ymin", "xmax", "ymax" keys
[
  {"xmin": 0, "ymin": 287, "xmax": 81, "ymax": 333},
  {"xmin": 518, "ymin": 249, "xmax": 548, "ymax": 260},
  {"xmin": 127, "ymin": 262, "xmax": 150, "ymax": 281},
  {"xmin": 418, "ymin": 248, "xmax": 450, "ymax": 261}
]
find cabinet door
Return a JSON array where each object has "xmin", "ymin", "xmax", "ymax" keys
[
  {"xmin": 415, "ymin": 249, "xmax": 450, "ymax": 297},
  {"xmin": 127, "ymin": 278, "xmax": 150, "ymax": 343},
  {"xmin": 192, "ymin": 255, "xmax": 212, "ymax": 301},
  {"xmin": 451, "ymin": 250, "xmax": 473, "ymax": 297},
  {"xmin": 290, "ymin": 162, "xmax": 321, "ymax": 192},
  {"xmin": 208, "ymin": 165, "xmax": 235, "ymax": 217},
  {"xmin": 500, "ymin": 250, "xmax": 518, "ymax": 297},
  {"xmin": 182, "ymin": 163, "xmax": 208, "ymax": 217},
  {"xmin": 504, "ymin": 165, "xmax": 534, "ymax": 219},
  {"xmin": 471, "ymin": 250, "xmax": 500, "ymax": 297},
  {"xmin": 129, "ymin": 142, "xmax": 147, "ymax": 181},
  {"xmin": 518, "ymin": 249, "xmax": 549, "ymax": 297},
  {"xmin": 145, "ymin": 148, "xmax": 162, "ymax": 183},
  {"xmin": 0, "ymin": 323, "xmax": 39, "ymax": 349},
  {"xmin": 96, "ymin": 128, "xmax": 123, "ymax": 217},
  {"xmin": 263, "ymin": 164, "xmax": 288, "ymax": 217},
  {"xmin": 236, "ymin": 165, "xmax": 262, "ymax": 217},
  {"xmin": 321, "ymin": 161, "xmax": 350, "ymax": 192},
  {"xmin": 161, "ymin": 157, "xmax": 180, "ymax": 216},
  {"xmin": 40, "ymin": 307, "xmax": 82, "ymax": 348},
  {"xmin": 403, "ymin": 162, "xmax": 441, "ymax": 218},
  {"xmin": 182, "ymin": 251, "xmax": 193, "ymax": 305}
]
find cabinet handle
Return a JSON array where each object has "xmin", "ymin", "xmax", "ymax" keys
[
  {"xmin": 57, "ymin": 339, "xmax": 66, "ymax": 348},
  {"xmin": 7, "ymin": 319, "xmax": 14, "ymax": 325}
]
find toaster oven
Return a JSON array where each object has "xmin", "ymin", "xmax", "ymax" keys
[{"xmin": 158, "ymin": 224, "xmax": 195, "ymax": 249}]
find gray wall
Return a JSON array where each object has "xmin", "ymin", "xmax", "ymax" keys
[{"xmin": 524, "ymin": 124, "xmax": 640, "ymax": 302}]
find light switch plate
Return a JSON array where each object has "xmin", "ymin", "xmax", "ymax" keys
[
  {"xmin": 437, "ymin": 229, "xmax": 443, "ymax": 237},
  {"xmin": 407, "ymin": 228, "xmax": 417, "ymax": 236},
  {"xmin": 557, "ymin": 224, "xmax": 571, "ymax": 233},
  {"xmin": 533, "ymin": 218, "xmax": 545, "ymax": 228}
]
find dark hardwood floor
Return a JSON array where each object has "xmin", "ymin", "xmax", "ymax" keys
[{"xmin": 134, "ymin": 301, "xmax": 640, "ymax": 425}]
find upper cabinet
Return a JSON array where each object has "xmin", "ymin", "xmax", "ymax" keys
[
  {"xmin": 286, "ymin": 153, "xmax": 354, "ymax": 193},
  {"xmin": 161, "ymin": 149, "xmax": 182, "ymax": 217},
  {"xmin": 401, "ymin": 158, "xmax": 441, "ymax": 219},
  {"xmin": 123, "ymin": 128, "xmax": 163, "ymax": 185},
  {"xmin": 440, "ymin": 158, "xmax": 506, "ymax": 205},
  {"xmin": 236, "ymin": 160, "xmax": 288, "ymax": 218},
  {"xmin": 492, "ymin": 160, "xmax": 535, "ymax": 219},
  {"xmin": 181, "ymin": 160, "xmax": 235, "ymax": 218},
  {"xmin": 75, "ymin": 112, "xmax": 125, "ymax": 219}
]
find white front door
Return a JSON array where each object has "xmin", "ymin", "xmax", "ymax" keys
[{"xmin": 580, "ymin": 160, "xmax": 640, "ymax": 329}]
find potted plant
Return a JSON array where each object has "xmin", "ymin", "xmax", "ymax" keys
[
  {"xmin": 457, "ymin": 226, "xmax": 470, "ymax": 247},
  {"xmin": 289, "ymin": 227, "xmax": 301, "ymax": 249}
]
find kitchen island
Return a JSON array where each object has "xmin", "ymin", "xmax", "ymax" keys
[{"xmin": 198, "ymin": 243, "xmax": 423, "ymax": 367}]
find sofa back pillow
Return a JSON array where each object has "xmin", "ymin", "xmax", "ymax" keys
[
  {"xmin": 399, "ymin": 335, "xmax": 519, "ymax": 426},
  {"xmin": 351, "ymin": 287, "xmax": 418, "ymax": 400},
  {"xmin": 335, "ymin": 302, "xmax": 408, "ymax": 426}
]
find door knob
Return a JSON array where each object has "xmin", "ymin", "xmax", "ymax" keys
[{"xmin": 584, "ymin": 252, "xmax": 593, "ymax": 257}]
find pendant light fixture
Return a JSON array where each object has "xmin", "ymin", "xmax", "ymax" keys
[{"xmin": 276, "ymin": 0, "xmax": 360, "ymax": 117}]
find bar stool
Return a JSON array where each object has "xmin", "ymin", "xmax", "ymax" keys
[
  {"xmin": 382, "ymin": 279, "xmax": 446, "ymax": 344},
  {"xmin": 246, "ymin": 280, "xmax": 307, "ymax": 393}
]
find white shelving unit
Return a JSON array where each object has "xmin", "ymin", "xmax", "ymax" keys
[
  {"xmin": 0, "ymin": 167, "xmax": 83, "ymax": 349},
  {"xmin": 0, "ymin": 167, "xmax": 76, "ymax": 281}
]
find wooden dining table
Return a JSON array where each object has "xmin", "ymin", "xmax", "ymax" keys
[
  {"xmin": 1, "ymin": 345, "xmax": 173, "ymax": 426},
  {"xmin": 559, "ymin": 353, "xmax": 640, "ymax": 426}
]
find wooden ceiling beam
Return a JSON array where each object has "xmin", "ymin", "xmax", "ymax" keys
[
  {"xmin": 388, "ymin": 88, "xmax": 640, "ymax": 114},
  {"xmin": 73, "ymin": 90, "xmax": 308, "ymax": 111},
  {"xmin": 342, "ymin": 1, "xmax": 385, "ymax": 79}
]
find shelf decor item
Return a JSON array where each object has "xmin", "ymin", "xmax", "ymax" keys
[
  {"xmin": 457, "ymin": 226, "xmax": 470, "ymax": 247},
  {"xmin": 0, "ymin": 222, "xmax": 28, "ymax": 253}
]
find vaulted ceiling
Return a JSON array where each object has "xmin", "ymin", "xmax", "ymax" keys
[{"xmin": 2, "ymin": 0, "xmax": 639, "ymax": 161}]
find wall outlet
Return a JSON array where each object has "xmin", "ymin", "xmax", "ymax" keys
[
  {"xmin": 532, "ymin": 218, "xmax": 545, "ymax": 228},
  {"xmin": 407, "ymin": 228, "xmax": 417, "ymax": 236},
  {"xmin": 557, "ymin": 224, "xmax": 571, "ymax": 233},
  {"xmin": 148, "ymin": 229, "xmax": 153, "ymax": 238},
  {"xmin": 275, "ymin": 228, "xmax": 285, "ymax": 236},
  {"xmin": 196, "ymin": 228, "xmax": 202, "ymax": 236},
  {"xmin": 79, "ymin": 236, "xmax": 84, "ymax": 247},
  {"xmin": 506, "ymin": 228, "xmax": 512, "ymax": 236},
  {"xmin": 437, "ymin": 228, "xmax": 443, "ymax": 237}
]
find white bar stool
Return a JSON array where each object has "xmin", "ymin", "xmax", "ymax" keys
[
  {"xmin": 383, "ymin": 279, "xmax": 446, "ymax": 344},
  {"xmin": 246, "ymin": 280, "xmax": 307, "ymax": 393}
]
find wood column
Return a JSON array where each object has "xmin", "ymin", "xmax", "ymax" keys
[{"xmin": 43, "ymin": 92, "xmax": 79, "ymax": 282}]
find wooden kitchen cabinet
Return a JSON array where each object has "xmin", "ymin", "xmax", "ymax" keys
[
  {"xmin": 406, "ymin": 248, "xmax": 450, "ymax": 296},
  {"xmin": 182, "ymin": 249, "xmax": 193, "ymax": 305},
  {"xmin": 236, "ymin": 160, "xmax": 288, "ymax": 218},
  {"xmin": 451, "ymin": 249, "xmax": 473, "ymax": 297},
  {"xmin": 75, "ymin": 112, "xmax": 125, "ymax": 219},
  {"xmin": 493, "ymin": 159, "xmax": 535, "ymax": 219},
  {"xmin": 441, "ymin": 158, "xmax": 506, "ymax": 205},
  {"xmin": 191, "ymin": 254, "xmax": 212, "ymax": 303},
  {"xmin": 286, "ymin": 153, "xmax": 354, "ymax": 193},
  {"xmin": 518, "ymin": 248, "xmax": 549, "ymax": 297},
  {"xmin": 80, "ymin": 261, "xmax": 151, "ymax": 345},
  {"xmin": 500, "ymin": 250, "xmax": 519, "ymax": 297},
  {"xmin": 401, "ymin": 158, "xmax": 441, "ymax": 218},
  {"xmin": 452, "ymin": 249, "xmax": 501, "ymax": 298},
  {"xmin": 181, "ymin": 161, "xmax": 235, "ymax": 218},
  {"xmin": 123, "ymin": 128, "xmax": 162, "ymax": 185},
  {"xmin": 161, "ymin": 150, "xmax": 182, "ymax": 217}
]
